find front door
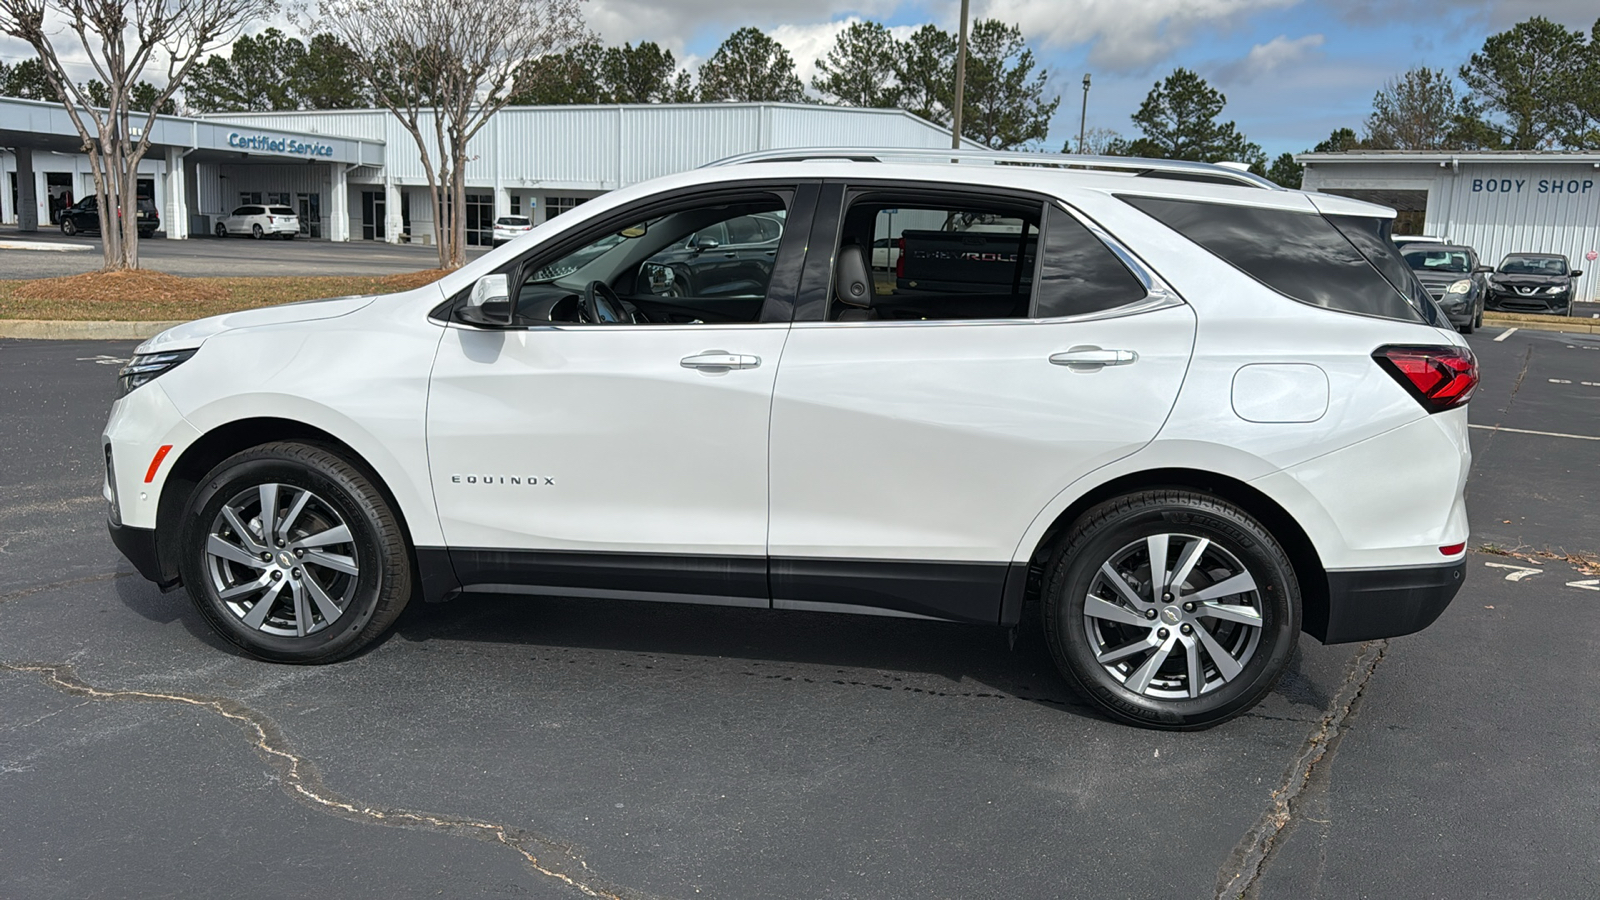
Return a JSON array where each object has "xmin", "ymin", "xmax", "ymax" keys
[
  {"xmin": 767, "ymin": 186, "xmax": 1196, "ymax": 622},
  {"xmin": 427, "ymin": 183, "xmax": 813, "ymax": 604}
]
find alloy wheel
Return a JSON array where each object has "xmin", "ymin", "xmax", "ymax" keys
[
  {"xmin": 204, "ymin": 483, "xmax": 361, "ymax": 637},
  {"xmin": 1082, "ymin": 533, "xmax": 1263, "ymax": 700}
]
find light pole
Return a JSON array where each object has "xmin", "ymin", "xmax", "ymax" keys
[
  {"xmin": 951, "ymin": 0, "xmax": 970, "ymax": 150},
  {"xmin": 1078, "ymin": 73, "xmax": 1091, "ymax": 154}
]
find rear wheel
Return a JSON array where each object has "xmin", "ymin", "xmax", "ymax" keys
[
  {"xmin": 178, "ymin": 442, "xmax": 412, "ymax": 663},
  {"xmin": 251, "ymin": 224, "xmax": 264, "ymax": 239},
  {"xmin": 1042, "ymin": 490, "xmax": 1300, "ymax": 729},
  {"xmin": 61, "ymin": 219, "xmax": 78, "ymax": 236}
]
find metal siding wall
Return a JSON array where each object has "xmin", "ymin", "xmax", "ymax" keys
[
  {"xmin": 213, "ymin": 105, "xmax": 961, "ymax": 194},
  {"xmin": 1436, "ymin": 164, "xmax": 1600, "ymax": 302}
]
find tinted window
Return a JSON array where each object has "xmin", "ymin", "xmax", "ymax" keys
[
  {"xmin": 1034, "ymin": 206, "xmax": 1147, "ymax": 318},
  {"xmin": 1323, "ymin": 214, "xmax": 1437, "ymax": 322},
  {"xmin": 829, "ymin": 196, "xmax": 1039, "ymax": 321},
  {"xmin": 268, "ymin": 206, "xmax": 295, "ymax": 216},
  {"xmin": 1120, "ymin": 196, "xmax": 1422, "ymax": 323},
  {"xmin": 496, "ymin": 216, "xmax": 530, "ymax": 226},
  {"xmin": 231, "ymin": 207, "xmax": 249, "ymax": 216}
]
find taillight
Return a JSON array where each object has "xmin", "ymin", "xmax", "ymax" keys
[
  {"xmin": 267, "ymin": 216, "xmax": 275, "ymax": 223},
  {"xmin": 1372, "ymin": 345, "xmax": 1478, "ymax": 413},
  {"xmin": 895, "ymin": 237, "xmax": 906, "ymax": 278}
]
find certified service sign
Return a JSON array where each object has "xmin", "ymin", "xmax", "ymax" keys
[{"xmin": 227, "ymin": 132, "xmax": 336, "ymax": 157}]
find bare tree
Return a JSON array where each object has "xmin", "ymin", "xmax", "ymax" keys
[
  {"xmin": 310, "ymin": 0, "xmax": 584, "ymax": 268},
  {"xmin": 1, "ymin": 0, "xmax": 273, "ymax": 270}
]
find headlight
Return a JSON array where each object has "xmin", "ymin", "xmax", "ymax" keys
[
  {"xmin": 1446, "ymin": 280, "xmax": 1472, "ymax": 294},
  {"xmin": 1544, "ymin": 285, "xmax": 1567, "ymax": 294},
  {"xmin": 116, "ymin": 349, "xmax": 197, "ymax": 399}
]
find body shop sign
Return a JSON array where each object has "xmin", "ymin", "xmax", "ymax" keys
[
  {"xmin": 227, "ymin": 132, "xmax": 335, "ymax": 157},
  {"xmin": 1471, "ymin": 177, "xmax": 1595, "ymax": 195}
]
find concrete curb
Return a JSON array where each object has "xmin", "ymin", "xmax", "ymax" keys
[
  {"xmin": 0, "ymin": 320, "xmax": 183, "ymax": 340},
  {"xmin": 1483, "ymin": 314, "xmax": 1600, "ymax": 335},
  {"xmin": 0, "ymin": 239, "xmax": 90, "ymax": 252}
]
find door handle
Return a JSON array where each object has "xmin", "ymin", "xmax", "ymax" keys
[
  {"xmin": 681, "ymin": 351, "xmax": 761, "ymax": 371},
  {"xmin": 1049, "ymin": 347, "xmax": 1138, "ymax": 369}
]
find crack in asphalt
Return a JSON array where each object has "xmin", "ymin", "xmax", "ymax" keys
[
  {"xmin": 1, "ymin": 661, "xmax": 636, "ymax": 900},
  {"xmin": 1213, "ymin": 640, "xmax": 1388, "ymax": 900}
]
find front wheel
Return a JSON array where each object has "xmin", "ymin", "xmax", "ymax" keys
[
  {"xmin": 1042, "ymin": 490, "xmax": 1300, "ymax": 729},
  {"xmin": 178, "ymin": 442, "xmax": 412, "ymax": 663},
  {"xmin": 215, "ymin": 222, "xmax": 228, "ymax": 238}
]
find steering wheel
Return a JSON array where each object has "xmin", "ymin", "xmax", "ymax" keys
[{"xmin": 579, "ymin": 280, "xmax": 631, "ymax": 324}]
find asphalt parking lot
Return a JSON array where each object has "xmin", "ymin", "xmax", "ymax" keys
[
  {"xmin": 0, "ymin": 227, "xmax": 484, "ymax": 278},
  {"xmin": 1, "ymin": 326, "xmax": 1597, "ymax": 899}
]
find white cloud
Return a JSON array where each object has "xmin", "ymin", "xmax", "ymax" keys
[
  {"xmin": 583, "ymin": 0, "xmax": 902, "ymax": 56},
  {"xmin": 976, "ymin": 0, "xmax": 1302, "ymax": 71},
  {"xmin": 769, "ymin": 19, "xmax": 856, "ymax": 86},
  {"xmin": 1216, "ymin": 33, "xmax": 1325, "ymax": 83}
]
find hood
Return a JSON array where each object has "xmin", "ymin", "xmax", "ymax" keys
[
  {"xmin": 136, "ymin": 294, "xmax": 376, "ymax": 354},
  {"xmin": 1490, "ymin": 272, "xmax": 1570, "ymax": 286}
]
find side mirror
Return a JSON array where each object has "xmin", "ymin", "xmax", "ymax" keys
[
  {"xmin": 691, "ymin": 236, "xmax": 720, "ymax": 253},
  {"xmin": 1571, "ymin": 269, "xmax": 1583, "ymax": 278},
  {"xmin": 1473, "ymin": 265, "xmax": 1494, "ymax": 274},
  {"xmin": 459, "ymin": 273, "xmax": 511, "ymax": 327}
]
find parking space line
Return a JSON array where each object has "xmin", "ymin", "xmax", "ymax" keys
[
  {"xmin": 1469, "ymin": 424, "xmax": 1600, "ymax": 441},
  {"xmin": 1494, "ymin": 327, "xmax": 1518, "ymax": 341}
]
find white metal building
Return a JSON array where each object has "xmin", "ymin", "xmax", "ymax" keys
[
  {"xmin": 2, "ymin": 98, "xmax": 972, "ymax": 245},
  {"xmin": 1299, "ymin": 151, "xmax": 1600, "ymax": 302}
]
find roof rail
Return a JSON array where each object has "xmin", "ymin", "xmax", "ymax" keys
[{"xmin": 701, "ymin": 147, "xmax": 1282, "ymax": 190}]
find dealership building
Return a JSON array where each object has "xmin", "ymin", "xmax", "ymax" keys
[
  {"xmin": 1298, "ymin": 150, "xmax": 1600, "ymax": 301},
  {"xmin": 1, "ymin": 97, "xmax": 972, "ymax": 245}
]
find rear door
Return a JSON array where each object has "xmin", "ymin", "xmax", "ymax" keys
[{"xmin": 766, "ymin": 183, "xmax": 1196, "ymax": 622}]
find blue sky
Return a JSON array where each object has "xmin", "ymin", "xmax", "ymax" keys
[{"xmin": 588, "ymin": 0, "xmax": 1600, "ymax": 157}]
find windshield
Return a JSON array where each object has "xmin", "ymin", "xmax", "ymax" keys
[
  {"xmin": 1404, "ymin": 249, "xmax": 1471, "ymax": 273},
  {"xmin": 1499, "ymin": 256, "xmax": 1567, "ymax": 276}
]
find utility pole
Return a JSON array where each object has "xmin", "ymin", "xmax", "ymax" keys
[
  {"xmin": 1078, "ymin": 73, "xmax": 1091, "ymax": 154},
  {"xmin": 951, "ymin": 0, "xmax": 970, "ymax": 150}
]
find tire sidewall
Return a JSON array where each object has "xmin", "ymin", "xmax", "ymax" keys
[
  {"xmin": 179, "ymin": 450, "xmax": 391, "ymax": 662},
  {"xmin": 1047, "ymin": 498, "xmax": 1300, "ymax": 729}
]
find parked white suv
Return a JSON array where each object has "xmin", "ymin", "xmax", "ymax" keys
[
  {"xmin": 215, "ymin": 204, "xmax": 300, "ymax": 239},
  {"xmin": 492, "ymin": 215, "xmax": 534, "ymax": 246},
  {"xmin": 105, "ymin": 149, "xmax": 1474, "ymax": 728}
]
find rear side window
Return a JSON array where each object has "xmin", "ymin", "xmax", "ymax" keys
[
  {"xmin": 1120, "ymin": 196, "xmax": 1424, "ymax": 323},
  {"xmin": 1034, "ymin": 205, "xmax": 1147, "ymax": 318}
]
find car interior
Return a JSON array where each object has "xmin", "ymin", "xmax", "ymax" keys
[
  {"xmin": 507, "ymin": 195, "xmax": 788, "ymax": 326},
  {"xmin": 1404, "ymin": 249, "xmax": 1472, "ymax": 272},
  {"xmin": 830, "ymin": 195, "xmax": 1040, "ymax": 321}
]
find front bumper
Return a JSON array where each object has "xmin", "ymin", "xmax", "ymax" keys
[
  {"xmin": 1488, "ymin": 291, "xmax": 1569, "ymax": 314},
  {"xmin": 108, "ymin": 520, "xmax": 178, "ymax": 589},
  {"xmin": 1308, "ymin": 560, "xmax": 1465, "ymax": 643}
]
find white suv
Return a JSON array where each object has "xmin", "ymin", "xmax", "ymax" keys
[
  {"xmin": 215, "ymin": 204, "xmax": 300, "ymax": 239},
  {"xmin": 105, "ymin": 150, "xmax": 1474, "ymax": 728}
]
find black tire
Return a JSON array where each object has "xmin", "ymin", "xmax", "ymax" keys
[
  {"xmin": 1474, "ymin": 304, "xmax": 1484, "ymax": 329},
  {"xmin": 215, "ymin": 222, "xmax": 228, "ymax": 238},
  {"xmin": 61, "ymin": 219, "xmax": 77, "ymax": 236},
  {"xmin": 282, "ymin": 233, "xmax": 295, "ymax": 240},
  {"xmin": 1042, "ymin": 490, "xmax": 1300, "ymax": 730},
  {"xmin": 178, "ymin": 442, "xmax": 412, "ymax": 663},
  {"xmin": 139, "ymin": 230, "xmax": 153, "ymax": 239},
  {"xmin": 1459, "ymin": 316, "xmax": 1475, "ymax": 335},
  {"xmin": 251, "ymin": 224, "xmax": 264, "ymax": 239}
]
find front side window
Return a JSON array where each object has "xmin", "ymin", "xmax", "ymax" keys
[
  {"xmin": 511, "ymin": 192, "xmax": 791, "ymax": 326},
  {"xmin": 231, "ymin": 207, "xmax": 250, "ymax": 217},
  {"xmin": 1121, "ymin": 195, "xmax": 1424, "ymax": 323},
  {"xmin": 829, "ymin": 195, "xmax": 1040, "ymax": 321}
]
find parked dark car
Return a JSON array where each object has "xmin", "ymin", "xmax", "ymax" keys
[
  {"xmin": 58, "ymin": 194, "xmax": 160, "ymax": 239},
  {"xmin": 1485, "ymin": 253, "xmax": 1582, "ymax": 316},
  {"xmin": 637, "ymin": 212, "xmax": 785, "ymax": 299},
  {"xmin": 1400, "ymin": 243, "xmax": 1486, "ymax": 333}
]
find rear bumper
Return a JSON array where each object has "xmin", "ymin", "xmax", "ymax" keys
[
  {"xmin": 1308, "ymin": 560, "xmax": 1465, "ymax": 644},
  {"xmin": 108, "ymin": 520, "xmax": 178, "ymax": 589}
]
